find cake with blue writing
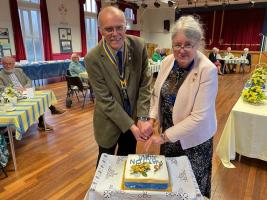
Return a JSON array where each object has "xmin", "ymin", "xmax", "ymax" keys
[{"xmin": 122, "ymin": 154, "xmax": 170, "ymax": 191}]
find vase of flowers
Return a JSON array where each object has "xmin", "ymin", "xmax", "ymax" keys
[{"xmin": 1, "ymin": 86, "xmax": 21, "ymax": 105}]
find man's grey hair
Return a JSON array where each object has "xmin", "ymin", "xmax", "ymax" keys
[
  {"xmin": 98, "ymin": 6, "xmax": 126, "ymax": 28},
  {"xmin": 171, "ymin": 15, "xmax": 205, "ymax": 50}
]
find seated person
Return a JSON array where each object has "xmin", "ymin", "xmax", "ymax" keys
[
  {"xmin": 160, "ymin": 48, "xmax": 167, "ymax": 58},
  {"xmin": 152, "ymin": 48, "xmax": 163, "ymax": 62},
  {"xmin": 224, "ymin": 46, "xmax": 236, "ymax": 73},
  {"xmin": 209, "ymin": 47, "xmax": 223, "ymax": 75},
  {"xmin": 68, "ymin": 53, "xmax": 87, "ymax": 78},
  {"xmin": 0, "ymin": 56, "xmax": 65, "ymax": 131},
  {"xmin": 240, "ymin": 48, "xmax": 252, "ymax": 73}
]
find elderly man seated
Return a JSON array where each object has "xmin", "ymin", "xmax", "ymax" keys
[
  {"xmin": 0, "ymin": 56, "xmax": 65, "ymax": 131},
  {"xmin": 224, "ymin": 47, "xmax": 236, "ymax": 73},
  {"xmin": 209, "ymin": 47, "xmax": 223, "ymax": 75},
  {"xmin": 68, "ymin": 53, "xmax": 87, "ymax": 78},
  {"xmin": 240, "ymin": 48, "xmax": 252, "ymax": 73}
]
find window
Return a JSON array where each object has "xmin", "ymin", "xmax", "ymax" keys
[
  {"xmin": 85, "ymin": 18, "xmax": 98, "ymax": 50},
  {"xmin": 84, "ymin": 0, "xmax": 98, "ymax": 51},
  {"xmin": 84, "ymin": 0, "xmax": 97, "ymax": 13},
  {"xmin": 19, "ymin": 0, "xmax": 39, "ymax": 3},
  {"xmin": 18, "ymin": 1, "xmax": 43, "ymax": 61},
  {"xmin": 125, "ymin": 8, "xmax": 135, "ymax": 21}
]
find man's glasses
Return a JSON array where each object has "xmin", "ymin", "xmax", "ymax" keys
[
  {"xmin": 172, "ymin": 44, "xmax": 195, "ymax": 51},
  {"xmin": 3, "ymin": 62, "xmax": 15, "ymax": 65},
  {"xmin": 102, "ymin": 25, "xmax": 125, "ymax": 33}
]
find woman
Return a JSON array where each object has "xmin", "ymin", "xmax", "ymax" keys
[{"xmin": 145, "ymin": 15, "xmax": 218, "ymax": 198}]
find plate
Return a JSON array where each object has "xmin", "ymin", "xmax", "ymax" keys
[{"xmin": 6, "ymin": 107, "xmax": 16, "ymax": 112}]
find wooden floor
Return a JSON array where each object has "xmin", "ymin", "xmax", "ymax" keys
[{"xmin": 0, "ymin": 72, "xmax": 266, "ymax": 200}]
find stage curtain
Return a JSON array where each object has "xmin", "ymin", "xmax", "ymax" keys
[
  {"xmin": 9, "ymin": 0, "xmax": 26, "ymax": 61},
  {"xmin": 197, "ymin": 12, "xmax": 215, "ymax": 49},
  {"xmin": 220, "ymin": 8, "xmax": 265, "ymax": 51},
  {"xmin": 79, "ymin": 0, "xmax": 87, "ymax": 56},
  {"xmin": 40, "ymin": 0, "xmax": 53, "ymax": 60}
]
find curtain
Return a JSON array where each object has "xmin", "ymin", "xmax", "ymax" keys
[
  {"xmin": 40, "ymin": 0, "xmax": 53, "ymax": 60},
  {"xmin": 9, "ymin": 0, "xmax": 26, "ymax": 61},
  {"xmin": 220, "ymin": 8, "xmax": 265, "ymax": 51},
  {"xmin": 126, "ymin": 30, "xmax": 140, "ymax": 37},
  {"xmin": 197, "ymin": 12, "xmax": 215, "ymax": 49},
  {"xmin": 79, "ymin": 0, "xmax": 87, "ymax": 56}
]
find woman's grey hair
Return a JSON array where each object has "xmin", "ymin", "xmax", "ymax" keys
[{"xmin": 171, "ymin": 15, "xmax": 205, "ymax": 50}]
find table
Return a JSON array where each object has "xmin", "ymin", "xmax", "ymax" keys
[
  {"xmin": 149, "ymin": 61, "xmax": 161, "ymax": 74},
  {"xmin": 7, "ymin": 60, "xmax": 84, "ymax": 85},
  {"xmin": 219, "ymin": 58, "xmax": 248, "ymax": 73},
  {"xmin": 0, "ymin": 90, "xmax": 57, "ymax": 170},
  {"xmin": 85, "ymin": 154, "xmax": 203, "ymax": 200},
  {"xmin": 216, "ymin": 97, "xmax": 267, "ymax": 168}
]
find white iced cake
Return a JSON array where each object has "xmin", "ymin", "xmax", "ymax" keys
[{"xmin": 122, "ymin": 154, "xmax": 170, "ymax": 191}]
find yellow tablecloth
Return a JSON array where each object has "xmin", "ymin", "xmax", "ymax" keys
[
  {"xmin": 216, "ymin": 97, "xmax": 267, "ymax": 168},
  {"xmin": 0, "ymin": 90, "xmax": 57, "ymax": 140}
]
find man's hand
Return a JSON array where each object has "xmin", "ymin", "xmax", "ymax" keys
[
  {"xmin": 130, "ymin": 124, "xmax": 147, "ymax": 142},
  {"xmin": 137, "ymin": 120, "xmax": 153, "ymax": 139}
]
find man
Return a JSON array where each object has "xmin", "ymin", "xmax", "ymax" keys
[
  {"xmin": 84, "ymin": 6, "xmax": 152, "ymax": 165},
  {"xmin": 224, "ymin": 47, "xmax": 236, "ymax": 73},
  {"xmin": 68, "ymin": 53, "xmax": 87, "ymax": 77},
  {"xmin": 0, "ymin": 56, "xmax": 65, "ymax": 131},
  {"xmin": 240, "ymin": 48, "xmax": 252, "ymax": 73}
]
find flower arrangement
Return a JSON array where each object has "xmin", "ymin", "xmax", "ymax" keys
[
  {"xmin": 0, "ymin": 86, "xmax": 21, "ymax": 103},
  {"xmin": 242, "ymin": 66, "xmax": 267, "ymax": 104},
  {"xmin": 242, "ymin": 85, "xmax": 266, "ymax": 104}
]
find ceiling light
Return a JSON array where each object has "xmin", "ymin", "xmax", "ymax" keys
[{"xmin": 154, "ymin": 1, "xmax": 160, "ymax": 8}]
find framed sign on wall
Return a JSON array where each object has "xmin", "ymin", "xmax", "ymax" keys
[
  {"xmin": 58, "ymin": 28, "xmax": 72, "ymax": 53},
  {"xmin": 0, "ymin": 28, "xmax": 12, "ymax": 58}
]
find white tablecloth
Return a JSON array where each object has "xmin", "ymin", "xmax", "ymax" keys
[
  {"xmin": 85, "ymin": 154, "xmax": 203, "ymax": 200},
  {"xmin": 149, "ymin": 62, "xmax": 161, "ymax": 74},
  {"xmin": 216, "ymin": 97, "xmax": 267, "ymax": 168},
  {"xmin": 220, "ymin": 58, "xmax": 249, "ymax": 65}
]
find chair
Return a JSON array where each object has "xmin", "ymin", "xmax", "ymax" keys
[
  {"xmin": 66, "ymin": 69, "xmax": 71, "ymax": 76},
  {"xmin": 65, "ymin": 75, "xmax": 93, "ymax": 108},
  {"xmin": 240, "ymin": 54, "xmax": 252, "ymax": 74}
]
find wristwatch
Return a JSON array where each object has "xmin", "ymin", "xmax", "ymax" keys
[{"xmin": 137, "ymin": 116, "xmax": 150, "ymax": 121}]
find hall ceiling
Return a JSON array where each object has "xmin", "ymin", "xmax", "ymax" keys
[{"xmin": 121, "ymin": 0, "xmax": 267, "ymax": 9}]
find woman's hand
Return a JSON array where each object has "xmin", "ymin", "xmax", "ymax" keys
[{"xmin": 144, "ymin": 135, "xmax": 165, "ymax": 152}]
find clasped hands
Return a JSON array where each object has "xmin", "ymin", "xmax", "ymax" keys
[
  {"xmin": 130, "ymin": 120, "xmax": 153, "ymax": 142},
  {"xmin": 130, "ymin": 119, "xmax": 167, "ymax": 152}
]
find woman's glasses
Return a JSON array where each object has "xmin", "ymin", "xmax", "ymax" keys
[{"xmin": 172, "ymin": 43, "xmax": 195, "ymax": 51}]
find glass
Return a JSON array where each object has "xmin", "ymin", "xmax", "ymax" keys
[
  {"xmin": 25, "ymin": 38, "xmax": 35, "ymax": 61},
  {"xmin": 172, "ymin": 43, "xmax": 195, "ymax": 51},
  {"xmin": 31, "ymin": 10, "xmax": 39, "ymax": 36},
  {"xmin": 22, "ymin": 10, "xmax": 31, "ymax": 37},
  {"xmin": 103, "ymin": 25, "xmax": 125, "ymax": 33},
  {"xmin": 34, "ymin": 39, "xmax": 43, "ymax": 61}
]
